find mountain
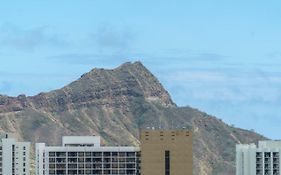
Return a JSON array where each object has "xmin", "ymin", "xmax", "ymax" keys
[{"xmin": 0, "ymin": 61, "xmax": 265, "ymax": 175}]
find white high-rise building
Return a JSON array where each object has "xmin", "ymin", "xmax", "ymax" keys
[
  {"xmin": 36, "ymin": 136, "xmax": 140, "ymax": 175},
  {"xmin": 0, "ymin": 133, "xmax": 30, "ymax": 175},
  {"xmin": 236, "ymin": 141, "xmax": 281, "ymax": 175}
]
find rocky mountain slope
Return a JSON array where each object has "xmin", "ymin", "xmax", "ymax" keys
[{"xmin": 0, "ymin": 61, "xmax": 265, "ymax": 174}]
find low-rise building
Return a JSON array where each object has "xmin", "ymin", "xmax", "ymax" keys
[{"xmin": 36, "ymin": 136, "xmax": 140, "ymax": 175}]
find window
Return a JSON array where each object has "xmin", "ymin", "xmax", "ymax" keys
[
  {"xmin": 49, "ymin": 152, "xmax": 55, "ymax": 157},
  {"xmin": 165, "ymin": 151, "xmax": 170, "ymax": 175}
]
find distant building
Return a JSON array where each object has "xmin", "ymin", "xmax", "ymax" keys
[
  {"xmin": 36, "ymin": 136, "xmax": 140, "ymax": 175},
  {"xmin": 236, "ymin": 141, "xmax": 281, "ymax": 175},
  {"xmin": 140, "ymin": 129, "xmax": 193, "ymax": 175},
  {"xmin": 0, "ymin": 133, "xmax": 30, "ymax": 175}
]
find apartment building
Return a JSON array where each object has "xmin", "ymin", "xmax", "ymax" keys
[
  {"xmin": 0, "ymin": 133, "xmax": 30, "ymax": 175},
  {"xmin": 36, "ymin": 136, "xmax": 140, "ymax": 175},
  {"xmin": 140, "ymin": 129, "xmax": 193, "ymax": 175},
  {"xmin": 236, "ymin": 141, "xmax": 281, "ymax": 175}
]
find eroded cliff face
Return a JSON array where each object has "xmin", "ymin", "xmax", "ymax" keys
[{"xmin": 0, "ymin": 61, "xmax": 265, "ymax": 174}]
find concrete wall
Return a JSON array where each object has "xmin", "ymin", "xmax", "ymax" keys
[
  {"xmin": 140, "ymin": 130, "xmax": 193, "ymax": 175},
  {"xmin": 1, "ymin": 135, "xmax": 30, "ymax": 175}
]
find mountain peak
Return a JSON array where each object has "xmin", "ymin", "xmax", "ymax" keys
[
  {"xmin": 75, "ymin": 61, "xmax": 176, "ymax": 107},
  {"xmin": 86, "ymin": 61, "xmax": 145, "ymax": 73},
  {"xmin": 117, "ymin": 61, "xmax": 144, "ymax": 68},
  {"xmin": 28, "ymin": 61, "xmax": 176, "ymax": 112}
]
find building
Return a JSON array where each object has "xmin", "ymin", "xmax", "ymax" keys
[
  {"xmin": 236, "ymin": 141, "xmax": 281, "ymax": 175},
  {"xmin": 140, "ymin": 129, "xmax": 193, "ymax": 175},
  {"xmin": 36, "ymin": 136, "xmax": 140, "ymax": 175},
  {"xmin": 0, "ymin": 133, "xmax": 30, "ymax": 175}
]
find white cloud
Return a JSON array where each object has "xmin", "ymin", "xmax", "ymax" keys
[
  {"xmin": 162, "ymin": 69, "xmax": 281, "ymax": 103},
  {"xmin": 93, "ymin": 23, "xmax": 136, "ymax": 51},
  {"xmin": 0, "ymin": 23, "xmax": 68, "ymax": 51}
]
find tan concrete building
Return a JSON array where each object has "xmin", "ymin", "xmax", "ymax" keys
[{"xmin": 140, "ymin": 129, "xmax": 193, "ymax": 175}]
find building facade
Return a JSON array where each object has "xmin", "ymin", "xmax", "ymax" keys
[
  {"xmin": 0, "ymin": 133, "xmax": 30, "ymax": 175},
  {"xmin": 140, "ymin": 129, "xmax": 193, "ymax": 175},
  {"xmin": 236, "ymin": 141, "xmax": 281, "ymax": 175},
  {"xmin": 36, "ymin": 136, "xmax": 140, "ymax": 175}
]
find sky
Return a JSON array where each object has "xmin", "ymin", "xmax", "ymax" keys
[{"xmin": 1, "ymin": 1, "xmax": 281, "ymax": 139}]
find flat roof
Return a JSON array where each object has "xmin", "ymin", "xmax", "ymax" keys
[{"xmin": 44, "ymin": 146, "xmax": 140, "ymax": 152}]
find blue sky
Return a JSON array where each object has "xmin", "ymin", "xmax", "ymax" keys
[{"xmin": 1, "ymin": 1, "xmax": 281, "ymax": 139}]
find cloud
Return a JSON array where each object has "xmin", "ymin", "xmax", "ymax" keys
[
  {"xmin": 0, "ymin": 72, "xmax": 78, "ymax": 96},
  {"xmin": 166, "ymin": 70, "xmax": 226, "ymax": 83},
  {"xmin": 0, "ymin": 23, "xmax": 68, "ymax": 51},
  {"xmin": 162, "ymin": 68, "xmax": 281, "ymax": 105},
  {"xmin": 93, "ymin": 23, "xmax": 136, "ymax": 51},
  {"xmin": 43, "ymin": 23, "xmax": 139, "ymax": 65},
  {"xmin": 48, "ymin": 53, "xmax": 98, "ymax": 63},
  {"xmin": 146, "ymin": 50, "xmax": 227, "ymax": 62},
  {"xmin": 266, "ymin": 52, "xmax": 281, "ymax": 59},
  {"xmin": 47, "ymin": 50, "xmax": 227, "ymax": 69},
  {"xmin": 155, "ymin": 50, "xmax": 227, "ymax": 62},
  {"xmin": 157, "ymin": 65, "xmax": 281, "ymax": 139},
  {"xmin": 191, "ymin": 53, "xmax": 227, "ymax": 61},
  {"xmin": 46, "ymin": 52, "xmax": 144, "ymax": 66},
  {"xmin": 0, "ymin": 23, "xmax": 136, "ymax": 53}
]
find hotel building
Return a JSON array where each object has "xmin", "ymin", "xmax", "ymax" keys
[
  {"xmin": 140, "ymin": 129, "xmax": 193, "ymax": 175},
  {"xmin": 36, "ymin": 136, "xmax": 140, "ymax": 175},
  {"xmin": 0, "ymin": 133, "xmax": 30, "ymax": 175},
  {"xmin": 236, "ymin": 141, "xmax": 281, "ymax": 175}
]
